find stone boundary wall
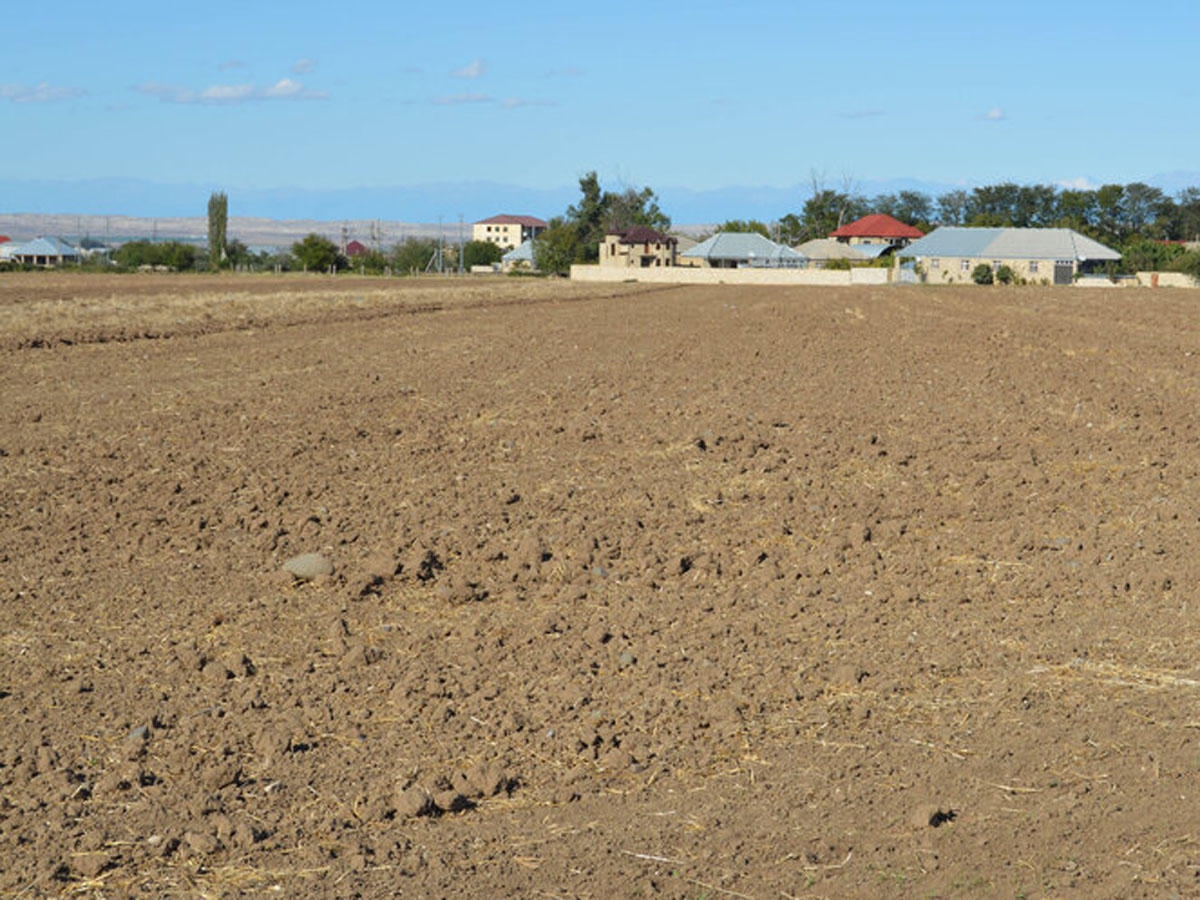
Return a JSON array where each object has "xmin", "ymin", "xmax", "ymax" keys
[
  {"xmin": 1137, "ymin": 272, "xmax": 1197, "ymax": 288},
  {"xmin": 567, "ymin": 265, "xmax": 1197, "ymax": 289},
  {"xmin": 569, "ymin": 265, "xmax": 891, "ymax": 286}
]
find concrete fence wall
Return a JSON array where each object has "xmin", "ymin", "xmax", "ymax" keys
[
  {"xmin": 1137, "ymin": 271, "xmax": 1197, "ymax": 288},
  {"xmin": 569, "ymin": 264, "xmax": 891, "ymax": 286},
  {"xmin": 568, "ymin": 264, "xmax": 1198, "ymax": 289}
]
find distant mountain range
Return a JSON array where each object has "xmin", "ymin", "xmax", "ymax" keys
[{"xmin": 3, "ymin": 173, "xmax": 1199, "ymax": 243}]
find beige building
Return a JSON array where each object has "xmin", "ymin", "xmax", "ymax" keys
[
  {"xmin": 902, "ymin": 227, "xmax": 1121, "ymax": 284},
  {"xmin": 601, "ymin": 226, "xmax": 677, "ymax": 268},
  {"xmin": 473, "ymin": 214, "xmax": 547, "ymax": 251}
]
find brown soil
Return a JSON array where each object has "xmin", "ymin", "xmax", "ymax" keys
[{"xmin": 2, "ymin": 272, "xmax": 1199, "ymax": 899}]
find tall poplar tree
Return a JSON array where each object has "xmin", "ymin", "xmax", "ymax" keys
[{"xmin": 207, "ymin": 191, "xmax": 228, "ymax": 270}]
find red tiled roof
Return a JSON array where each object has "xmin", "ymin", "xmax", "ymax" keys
[
  {"xmin": 829, "ymin": 214, "xmax": 923, "ymax": 239},
  {"xmin": 476, "ymin": 214, "xmax": 548, "ymax": 227},
  {"xmin": 609, "ymin": 226, "xmax": 675, "ymax": 244},
  {"xmin": 0, "ymin": 236, "xmax": 10, "ymax": 244}
]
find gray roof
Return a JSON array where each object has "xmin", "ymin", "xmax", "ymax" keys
[
  {"xmin": 502, "ymin": 239, "xmax": 534, "ymax": 262},
  {"xmin": 794, "ymin": 238, "xmax": 865, "ymax": 260},
  {"xmin": 901, "ymin": 227, "xmax": 1120, "ymax": 262},
  {"xmin": 682, "ymin": 231, "xmax": 806, "ymax": 262},
  {"xmin": 2, "ymin": 236, "xmax": 80, "ymax": 257}
]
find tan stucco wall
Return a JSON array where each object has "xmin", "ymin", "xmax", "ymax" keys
[
  {"xmin": 570, "ymin": 265, "xmax": 891, "ymax": 286},
  {"xmin": 1137, "ymin": 271, "xmax": 1198, "ymax": 288}
]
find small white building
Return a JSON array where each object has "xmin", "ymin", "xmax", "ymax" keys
[{"xmin": 0, "ymin": 236, "xmax": 81, "ymax": 266}]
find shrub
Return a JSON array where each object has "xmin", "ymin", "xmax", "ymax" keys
[
  {"xmin": 971, "ymin": 263, "xmax": 994, "ymax": 285},
  {"xmin": 995, "ymin": 264, "xmax": 1016, "ymax": 285}
]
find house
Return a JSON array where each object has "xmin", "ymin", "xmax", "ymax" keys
[
  {"xmin": 345, "ymin": 240, "xmax": 369, "ymax": 257},
  {"xmin": 900, "ymin": 227, "xmax": 1121, "ymax": 284},
  {"xmin": 501, "ymin": 240, "xmax": 536, "ymax": 273},
  {"xmin": 794, "ymin": 237, "xmax": 873, "ymax": 266},
  {"xmin": 681, "ymin": 232, "xmax": 806, "ymax": 269},
  {"xmin": 473, "ymin": 215, "xmax": 547, "ymax": 251},
  {"xmin": 0, "ymin": 236, "xmax": 80, "ymax": 267},
  {"xmin": 829, "ymin": 213, "xmax": 924, "ymax": 256},
  {"xmin": 601, "ymin": 226, "xmax": 677, "ymax": 268}
]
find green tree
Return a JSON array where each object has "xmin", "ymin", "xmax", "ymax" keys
[
  {"xmin": 801, "ymin": 189, "xmax": 867, "ymax": 240},
  {"xmin": 1094, "ymin": 184, "xmax": 1126, "ymax": 243},
  {"xmin": 716, "ymin": 219, "xmax": 771, "ymax": 238},
  {"xmin": 462, "ymin": 240, "xmax": 503, "ymax": 268},
  {"xmin": 225, "ymin": 239, "xmax": 251, "ymax": 269},
  {"xmin": 995, "ymin": 264, "xmax": 1017, "ymax": 284},
  {"xmin": 532, "ymin": 217, "xmax": 579, "ymax": 276},
  {"xmin": 558, "ymin": 171, "xmax": 671, "ymax": 263},
  {"xmin": 1169, "ymin": 187, "xmax": 1200, "ymax": 241},
  {"xmin": 971, "ymin": 263, "xmax": 994, "ymax": 285},
  {"xmin": 207, "ymin": 191, "xmax": 228, "ymax": 270},
  {"xmin": 1171, "ymin": 249, "xmax": 1200, "ymax": 283},
  {"xmin": 775, "ymin": 213, "xmax": 804, "ymax": 245},
  {"xmin": 391, "ymin": 237, "xmax": 439, "ymax": 274},
  {"xmin": 1122, "ymin": 182, "xmax": 1172, "ymax": 240},
  {"xmin": 292, "ymin": 233, "xmax": 342, "ymax": 272},
  {"xmin": 936, "ymin": 190, "xmax": 969, "ymax": 225},
  {"xmin": 113, "ymin": 240, "xmax": 200, "ymax": 271},
  {"xmin": 355, "ymin": 249, "xmax": 390, "ymax": 274},
  {"xmin": 967, "ymin": 182, "xmax": 1021, "ymax": 226},
  {"xmin": 1054, "ymin": 189, "xmax": 1098, "ymax": 232},
  {"xmin": 605, "ymin": 186, "xmax": 670, "ymax": 232}
]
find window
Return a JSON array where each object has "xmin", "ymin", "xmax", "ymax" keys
[
  {"xmin": 931, "ymin": 258, "xmax": 940, "ymax": 270},
  {"xmin": 1029, "ymin": 260, "xmax": 1039, "ymax": 274},
  {"xmin": 960, "ymin": 259, "xmax": 971, "ymax": 272}
]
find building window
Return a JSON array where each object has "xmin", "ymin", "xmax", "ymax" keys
[
  {"xmin": 931, "ymin": 259, "xmax": 940, "ymax": 269},
  {"xmin": 960, "ymin": 259, "xmax": 971, "ymax": 272},
  {"xmin": 1029, "ymin": 260, "xmax": 1039, "ymax": 274}
]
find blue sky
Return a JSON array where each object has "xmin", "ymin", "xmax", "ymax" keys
[{"xmin": 3, "ymin": 0, "xmax": 1199, "ymax": 221}]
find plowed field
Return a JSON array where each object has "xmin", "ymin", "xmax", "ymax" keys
[{"xmin": 2, "ymin": 272, "xmax": 1199, "ymax": 899}]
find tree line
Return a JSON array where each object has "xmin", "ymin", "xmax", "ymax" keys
[
  {"xmin": 94, "ymin": 182, "xmax": 1200, "ymax": 277},
  {"xmin": 532, "ymin": 175, "xmax": 1200, "ymax": 277}
]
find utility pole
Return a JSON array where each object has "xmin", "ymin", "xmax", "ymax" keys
[{"xmin": 458, "ymin": 215, "xmax": 464, "ymax": 275}]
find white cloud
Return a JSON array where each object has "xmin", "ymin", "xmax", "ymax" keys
[
  {"xmin": 200, "ymin": 83, "xmax": 255, "ymax": 102},
  {"xmin": 0, "ymin": 82, "xmax": 85, "ymax": 103},
  {"xmin": 451, "ymin": 59, "xmax": 486, "ymax": 79},
  {"xmin": 434, "ymin": 92, "xmax": 493, "ymax": 105},
  {"xmin": 136, "ymin": 78, "xmax": 327, "ymax": 104},
  {"xmin": 841, "ymin": 108, "xmax": 885, "ymax": 120},
  {"xmin": 1056, "ymin": 176, "xmax": 1098, "ymax": 191},
  {"xmin": 500, "ymin": 97, "xmax": 555, "ymax": 109},
  {"xmin": 291, "ymin": 58, "xmax": 317, "ymax": 75},
  {"xmin": 432, "ymin": 93, "xmax": 552, "ymax": 109},
  {"xmin": 983, "ymin": 106, "xmax": 1006, "ymax": 121}
]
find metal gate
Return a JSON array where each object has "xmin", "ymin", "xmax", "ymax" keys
[{"xmin": 1053, "ymin": 260, "xmax": 1073, "ymax": 285}]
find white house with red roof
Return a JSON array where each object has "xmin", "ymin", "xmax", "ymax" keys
[
  {"xmin": 473, "ymin": 214, "xmax": 548, "ymax": 251},
  {"xmin": 830, "ymin": 213, "xmax": 924, "ymax": 252}
]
